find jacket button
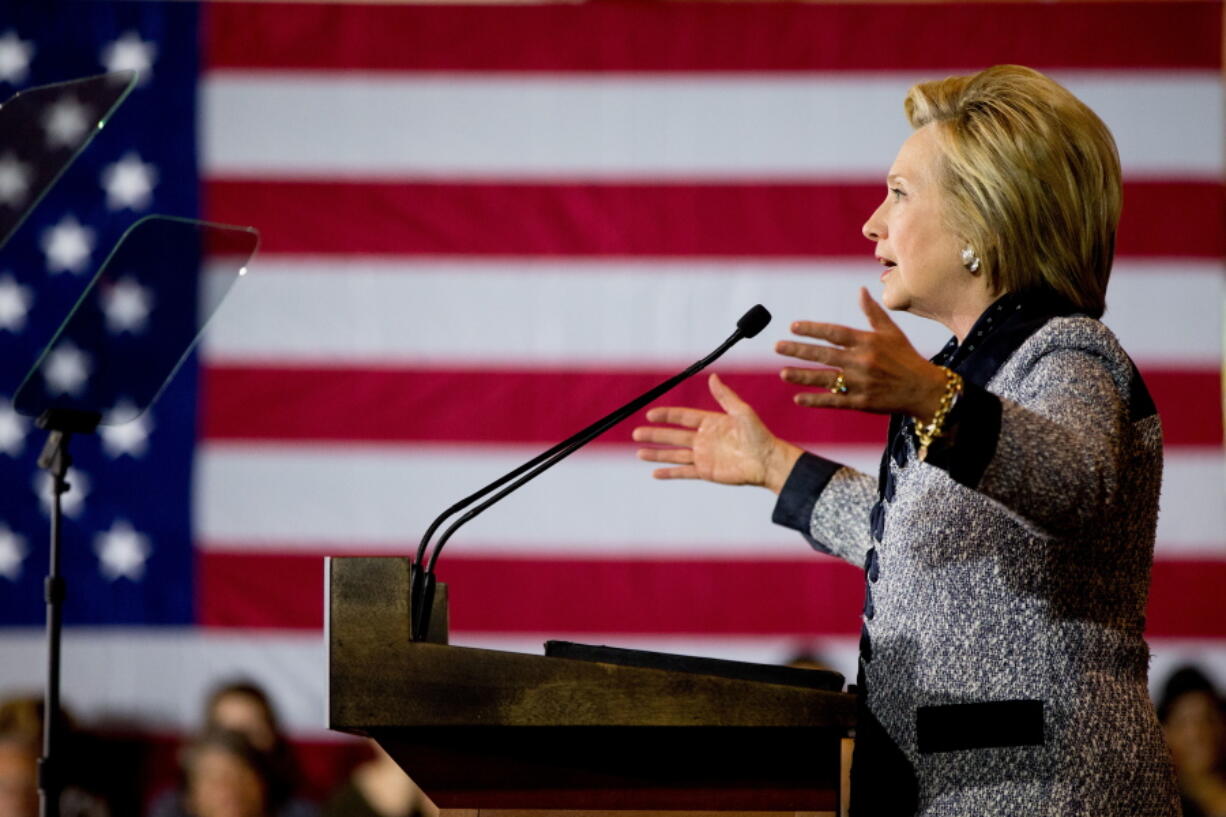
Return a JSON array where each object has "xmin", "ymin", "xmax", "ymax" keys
[
  {"xmin": 859, "ymin": 624, "xmax": 873, "ymax": 663},
  {"xmin": 891, "ymin": 432, "xmax": 908, "ymax": 466},
  {"xmin": 870, "ymin": 502, "xmax": 885, "ymax": 542},
  {"xmin": 863, "ymin": 585, "xmax": 875, "ymax": 620},
  {"xmin": 867, "ymin": 547, "xmax": 880, "ymax": 583}
]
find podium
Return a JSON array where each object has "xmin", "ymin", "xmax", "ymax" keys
[{"xmin": 327, "ymin": 557, "xmax": 856, "ymax": 817}]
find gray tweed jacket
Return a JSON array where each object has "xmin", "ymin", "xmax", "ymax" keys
[{"xmin": 773, "ymin": 291, "xmax": 1180, "ymax": 816}]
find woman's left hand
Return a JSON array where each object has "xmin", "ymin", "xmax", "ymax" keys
[{"xmin": 776, "ymin": 287, "xmax": 949, "ymax": 421}]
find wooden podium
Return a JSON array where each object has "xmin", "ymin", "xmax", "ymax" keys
[{"xmin": 327, "ymin": 557, "xmax": 856, "ymax": 817}]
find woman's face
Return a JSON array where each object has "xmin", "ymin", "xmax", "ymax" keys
[
  {"xmin": 1164, "ymin": 690, "xmax": 1226, "ymax": 776},
  {"xmin": 187, "ymin": 746, "xmax": 267, "ymax": 817},
  {"xmin": 862, "ymin": 124, "xmax": 969, "ymax": 322},
  {"xmin": 0, "ymin": 743, "xmax": 37, "ymax": 817}
]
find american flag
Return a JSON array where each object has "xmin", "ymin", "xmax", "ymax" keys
[{"xmin": 1, "ymin": 0, "xmax": 1223, "ymax": 765}]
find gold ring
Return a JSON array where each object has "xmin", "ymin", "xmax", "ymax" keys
[{"xmin": 830, "ymin": 372, "xmax": 849, "ymax": 394}]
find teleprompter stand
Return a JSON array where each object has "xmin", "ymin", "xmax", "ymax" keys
[
  {"xmin": 2, "ymin": 72, "xmax": 259, "ymax": 817},
  {"xmin": 33, "ymin": 409, "xmax": 100, "ymax": 817},
  {"xmin": 11, "ymin": 217, "xmax": 256, "ymax": 817}
]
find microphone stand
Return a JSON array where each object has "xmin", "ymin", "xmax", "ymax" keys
[
  {"xmin": 409, "ymin": 306, "xmax": 771, "ymax": 641},
  {"xmin": 34, "ymin": 408, "xmax": 100, "ymax": 817}
]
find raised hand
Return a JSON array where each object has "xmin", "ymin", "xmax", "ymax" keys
[
  {"xmin": 633, "ymin": 373, "xmax": 802, "ymax": 494},
  {"xmin": 775, "ymin": 287, "xmax": 948, "ymax": 421}
]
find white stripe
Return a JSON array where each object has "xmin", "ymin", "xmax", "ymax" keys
[
  {"xmin": 195, "ymin": 444, "xmax": 870, "ymax": 555},
  {"xmin": 203, "ymin": 259, "xmax": 1225, "ymax": 368},
  {"xmin": 1, "ymin": 630, "xmax": 1222, "ymax": 734},
  {"xmin": 0, "ymin": 630, "xmax": 861, "ymax": 733},
  {"xmin": 1157, "ymin": 451, "xmax": 1226, "ymax": 552},
  {"xmin": 0, "ymin": 629, "xmax": 326, "ymax": 733},
  {"xmin": 196, "ymin": 445, "xmax": 1226, "ymax": 554},
  {"xmin": 202, "ymin": 72, "xmax": 1224, "ymax": 179}
]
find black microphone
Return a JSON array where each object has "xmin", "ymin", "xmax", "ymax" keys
[
  {"xmin": 737, "ymin": 303, "xmax": 771, "ymax": 338},
  {"xmin": 409, "ymin": 305, "xmax": 772, "ymax": 640}
]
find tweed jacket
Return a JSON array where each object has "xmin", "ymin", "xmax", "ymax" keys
[{"xmin": 773, "ymin": 292, "xmax": 1180, "ymax": 816}]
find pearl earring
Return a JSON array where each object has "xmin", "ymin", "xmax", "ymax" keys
[{"xmin": 960, "ymin": 246, "xmax": 981, "ymax": 273}]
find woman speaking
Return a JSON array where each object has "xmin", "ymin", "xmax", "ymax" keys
[{"xmin": 633, "ymin": 65, "xmax": 1180, "ymax": 815}]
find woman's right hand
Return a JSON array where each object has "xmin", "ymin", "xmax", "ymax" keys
[{"xmin": 632, "ymin": 373, "xmax": 804, "ymax": 494}]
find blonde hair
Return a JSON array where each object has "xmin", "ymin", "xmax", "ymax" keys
[{"xmin": 904, "ymin": 65, "xmax": 1121, "ymax": 318}]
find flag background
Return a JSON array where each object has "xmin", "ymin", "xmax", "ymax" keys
[{"xmin": 0, "ymin": 0, "xmax": 1223, "ymax": 797}]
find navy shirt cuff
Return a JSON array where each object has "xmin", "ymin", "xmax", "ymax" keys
[
  {"xmin": 771, "ymin": 452, "xmax": 843, "ymax": 534},
  {"xmin": 921, "ymin": 382, "xmax": 1002, "ymax": 488}
]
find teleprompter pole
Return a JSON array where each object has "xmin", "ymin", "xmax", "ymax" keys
[{"xmin": 34, "ymin": 409, "xmax": 100, "ymax": 817}]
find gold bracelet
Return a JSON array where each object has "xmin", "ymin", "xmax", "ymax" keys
[{"xmin": 914, "ymin": 366, "xmax": 964, "ymax": 462}]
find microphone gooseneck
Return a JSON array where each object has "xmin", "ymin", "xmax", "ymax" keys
[{"xmin": 409, "ymin": 305, "xmax": 772, "ymax": 640}]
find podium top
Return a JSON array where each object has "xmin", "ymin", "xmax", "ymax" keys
[{"xmin": 328, "ymin": 556, "xmax": 855, "ymax": 732}]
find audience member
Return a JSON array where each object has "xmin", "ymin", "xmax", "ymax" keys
[
  {"xmin": 203, "ymin": 681, "xmax": 309, "ymax": 815},
  {"xmin": 0, "ymin": 696, "xmax": 109, "ymax": 817},
  {"xmin": 785, "ymin": 651, "xmax": 833, "ymax": 672},
  {"xmin": 150, "ymin": 681, "xmax": 315, "ymax": 817},
  {"xmin": 1158, "ymin": 665, "xmax": 1226, "ymax": 817},
  {"xmin": 321, "ymin": 741, "xmax": 435, "ymax": 817},
  {"xmin": 0, "ymin": 698, "xmax": 38, "ymax": 817},
  {"xmin": 180, "ymin": 729, "xmax": 275, "ymax": 817}
]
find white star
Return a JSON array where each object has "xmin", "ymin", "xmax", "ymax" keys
[
  {"xmin": 100, "ymin": 32, "xmax": 156, "ymax": 85},
  {"xmin": 101, "ymin": 401, "xmax": 152, "ymax": 458},
  {"xmin": 0, "ymin": 152, "xmax": 32, "ymax": 209},
  {"xmin": 100, "ymin": 152, "xmax": 157, "ymax": 211},
  {"xmin": 0, "ymin": 273, "xmax": 32, "ymax": 332},
  {"xmin": 101, "ymin": 276, "xmax": 152, "ymax": 333},
  {"xmin": 0, "ymin": 524, "xmax": 27, "ymax": 581},
  {"xmin": 41, "ymin": 214, "xmax": 95, "ymax": 274},
  {"xmin": 0, "ymin": 31, "xmax": 34, "ymax": 85},
  {"xmin": 43, "ymin": 95, "xmax": 93, "ymax": 150},
  {"xmin": 42, "ymin": 341, "xmax": 91, "ymax": 396},
  {"xmin": 35, "ymin": 466, "xmax": 89, "ymax": 518},
  {"xmin": 95, "ymin": 519, "xmax": 151, "ymax": 581},
  {"xmin": 0, "ymin": 400, "xmax": 27, "ymax": 457}
]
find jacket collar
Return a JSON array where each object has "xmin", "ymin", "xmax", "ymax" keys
[
  {"xmin": 880, "ymin": 288, "xmax": 1079, "ymax": 472},
  {"xmin": 931, "ymin": 288, "xmax": 1080, "ymax": 387}
]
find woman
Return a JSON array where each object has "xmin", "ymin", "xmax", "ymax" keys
[
  {"xmin": 0, "ymin": 697, "xmax": 110, "ymax": 817},
  {"xmin": 1158, "ymin": 666, "xmax": 1226, "ymax": 816},
  {"xmin": 150, "ymin": 681, "xmax": 315, "ymax": 817},
  {"xmin": 181, "ymin": 729, "xmax": 276, "ymax": 817},
  {"xmin": 633, "ymin": 65, "xmax": 1179, "ymax": 815}
]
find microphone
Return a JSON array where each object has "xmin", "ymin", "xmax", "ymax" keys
[
  {"xmin": 737, "ymin": 304, "xmax": 771, "ymax": 338},
  {"xmin": 409, "ymin": 305, "xmax": 772, "ymax": 640}
]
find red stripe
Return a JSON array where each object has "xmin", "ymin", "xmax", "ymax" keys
[
  {"xmin": 198, "ymin": 551, "xmax": 866, "ymax": 633},
  {"xmin": 205, "ymin": 179, "xmax": 1225, "ymax": 259},
  {"xmin": 198, "ymin": 366, "xmax": 885, "ymax": 447},
  {"xmin": 198, "ymin": 551, "xmax": 1226, "ymax": 638},
  {"xmin": 204, "ymin": 3, "xmax": 1222, "ymax": 72},
  {"xmin": 200, "ymin": 365, "xmax": 1222, "ymax": 448},
  {"xmin": 1147, "ymin": 560, "xmax": 1226, "ymax": 638},
  {"xmin": 1146, "ymin": 367, "xmax": 1225, "ymax": 447}
]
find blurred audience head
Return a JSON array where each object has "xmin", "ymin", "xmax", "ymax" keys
[
  {"xmin": 204, "ymin": 682, "xmax": 280, "ymax": 755},
  {"xmin": 1158, "ymin": 665, "xmax": 1226, "ymax": 777},
  {"xmin": 0, "ymin": 697, "xmax": 40, "ymax": 817},
  {"xmin": 785, "ymin": 651, "xmax": 831, "ymax": 672},
  {"xmin": 183, "ymin": 728, "xmax": 273, "ymax": 817}
]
